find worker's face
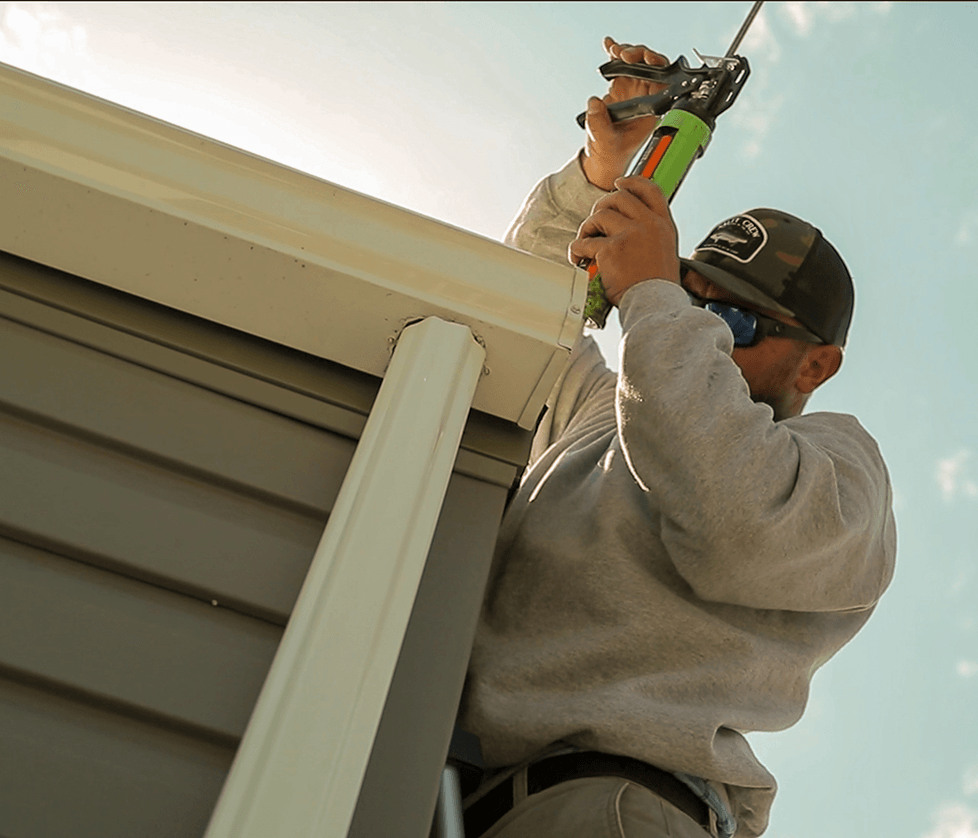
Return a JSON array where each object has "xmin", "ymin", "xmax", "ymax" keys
[{"xmin": 681, "ymin": 270, "xmax": 840, "ymax": 420}]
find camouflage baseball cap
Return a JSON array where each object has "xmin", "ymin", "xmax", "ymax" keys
[{"xmin": 679, "ymin": 208, "xmax": 854, "ymax": 346}]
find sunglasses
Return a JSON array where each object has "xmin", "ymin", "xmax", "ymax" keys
[{"xmin": 684, "ymin": 287, "xmax": 824, "ymax": 348}]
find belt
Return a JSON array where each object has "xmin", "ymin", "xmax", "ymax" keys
[{"xmin": 463, "ymin": 751, "xmax": 710, "ymax": 837}]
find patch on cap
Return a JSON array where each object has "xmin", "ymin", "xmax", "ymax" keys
[{"xmin": 696, "ymin": 214, "xmax": 767, "ymax": 264}]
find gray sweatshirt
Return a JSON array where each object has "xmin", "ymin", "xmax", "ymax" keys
[{"xmin": 459, "ymin": 157, "xmax": 897, "ymax": 837}]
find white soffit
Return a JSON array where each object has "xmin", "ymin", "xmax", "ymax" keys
[{"xmin": 0, "ymin": 63, "xmax": 586, "ymax": 428}]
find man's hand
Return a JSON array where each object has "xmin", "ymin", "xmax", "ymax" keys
[
  {"xmin": 569, "ymin": 176, "xmax": 680, "ymax": 306},
  {"xmin": 581, "ymin": 37, "xmax": 670, "ymax": 191}
]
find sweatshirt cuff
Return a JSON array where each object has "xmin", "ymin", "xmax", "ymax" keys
[{"xmin": 546, "ymin": 152, "xmax": 610, "ymax": 215}]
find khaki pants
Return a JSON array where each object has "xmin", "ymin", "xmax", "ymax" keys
[{"xmin": 478, "ymin": 776, "xmax": 717, "ymax": 838}]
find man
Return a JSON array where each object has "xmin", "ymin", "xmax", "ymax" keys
[{"xmin": 459, "ymin": 39, "xmax": 896, "ymax": 838}]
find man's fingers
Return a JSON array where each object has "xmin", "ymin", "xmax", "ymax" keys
[
  {"xmin": 641, "ymin": 47, "xmax": 669, "ymax": 67},
  {"xmin": 581, "ymin": 178, "xmax": 676, "ymax": 251},
  {"xmin": 585, "ymin": 178, "xmax": 670, "ymax": 222},
  {"xmin": 583, "ymin": 96, "xmax": 612, "ymax": 144},
  {"xmin": 604, "ymin": 37, "xmax": 668, "ymax": 66},
  {"xmin": 589, "ymin": 187, "xmax": 661, "ymax": 224},
  {"xmin": 611, "ymin": 176, "xmax": 670, "ymax": 214},
  {"xmin": 620, "ymin": 45, "xmax": 668, "ymax": 66},
  {"xmin": 569, "ymin": 226, "xmax": 614, "ymax": 266},
  {"xmin": 569, "ymin": 235, "xmax": 600, "ymax": 265},
  {"xmin": 575, "ymin": 182, "xmax": 670, "ymax": 242},
  {"xmin": 576, "ymin": 206, "xmax": 634, "ymax": 242},
  {"xmin": 603, "ymin": 36, "xmax": 620, "ymax": 58}
]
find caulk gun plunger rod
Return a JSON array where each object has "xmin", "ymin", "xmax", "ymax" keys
[{"xmin": 726, "ymin": 1, "xmax": 764, "ymax": 57}]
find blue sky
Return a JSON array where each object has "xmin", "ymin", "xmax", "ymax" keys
[{"xmin": 3, "ymin": 3, "xmax": 976, "ymax": 837}]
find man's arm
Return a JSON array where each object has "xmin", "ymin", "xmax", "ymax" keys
[
  {"xmin": 566, "ymin": 131, "xmax": 894, "ymax": 613},
  {"xmin": 613, "ymin": 280, "xmax": 896, "ymax": 613},
  {"xmin": 569, "ymin": 176, "xmax": 679, "ymax": 304},
  {"xmin": 504, "ymin": 40, "xmax": 679, "ymax": 457},
  {"xmin": 504, "ymin": 156, "xmax": 605, "ymax": 263},
  {"xmin": 505, "ymin": 38, "xmax": 669, "ymax": 265},
  {"xmin": 580, "ymin": 38, "xmax": 669, "ymax": 191}
]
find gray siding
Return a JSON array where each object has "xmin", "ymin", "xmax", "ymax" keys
[
  {"xmin": 0, "ymin": 676, "xmax": 232, "ymax": 838},
  {"xmin": 0, "ymin": 251, "xmax": 530, "ymax": 837}
]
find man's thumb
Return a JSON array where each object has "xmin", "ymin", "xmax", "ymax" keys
[{"xmin": 584, "ymin": 96, "xmax": 612, "ymax": 143}]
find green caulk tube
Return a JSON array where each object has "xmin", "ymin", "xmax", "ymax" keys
[{"xmin": 582, "ymin": 108, "xmax": 713, "ymax": 328}]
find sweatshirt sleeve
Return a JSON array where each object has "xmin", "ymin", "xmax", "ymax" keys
[
  {"xmin": 504, "ymin": 153, "xmax": 607, "ymax": 265},
  {"xmin": 614, "ymin": 279, "xmax": 897, "ymax": 613},
  {"xmin": 504, "ymin": 154, "xmax": 615, "ymax": 462}
]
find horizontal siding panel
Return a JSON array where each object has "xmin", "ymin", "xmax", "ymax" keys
[
  {"xmin": 0, "ymin": 251, "xmax": 531, "ymax": 838},
  {"xmin": 0, "ymin": 262, "xmax": 531, "ymax": 487},
  {"xmin": 0, "ymin": 676, "xmax": 232, "ymax": 838},
  {"xmin": 0, "ymin": 535, "xmax": 280, "ymax": 742},
  {"xmin": 0, "ymin": 250, "xmax": 381, "ymax": 419},
  {"xmin": 0, "ymin": 407, "xmax": 323, "ymax": 621},
  {"xmin": 1, "ymin": 312, "xmax": 357, "ymax": 515}
]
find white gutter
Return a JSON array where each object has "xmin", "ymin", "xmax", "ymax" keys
[
  {"xmin": 0, "ymin": 62, "xmax": 585, "ymax": 428},
  {"xmin": 0, "ymin": 60, "xmax": 588, "ymax": 836},
  {"xmin": 203, "ymin": 316, "xmax": 485, "ymax": 838}
]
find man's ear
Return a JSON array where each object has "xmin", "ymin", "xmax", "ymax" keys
[{"xmin": 796, "ymin": 344, "xmax": 843, "ymax": 394}]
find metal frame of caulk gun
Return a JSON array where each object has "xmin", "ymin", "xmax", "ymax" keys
[{"xmin": 579, "ymin": 0, "xmax": 764, "ymax": 328}]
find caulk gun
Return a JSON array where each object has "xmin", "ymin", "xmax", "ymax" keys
[{"xmin": 579, "ymin": 1, "xmax": 765, "ymax": 328}]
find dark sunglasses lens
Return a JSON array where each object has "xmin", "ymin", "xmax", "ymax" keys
[{"xmin": 706, "ymin": 303, "xmax": 757, "ymax": 347}]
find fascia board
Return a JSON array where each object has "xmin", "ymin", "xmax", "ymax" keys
[{"xmin": 0, "ymin": 62, "xmax": 586, "ymax": 428}]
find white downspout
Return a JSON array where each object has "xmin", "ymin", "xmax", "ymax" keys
[{"xmin": 204, "ymin": 316, "xmax": 486, "ymax": 838}]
